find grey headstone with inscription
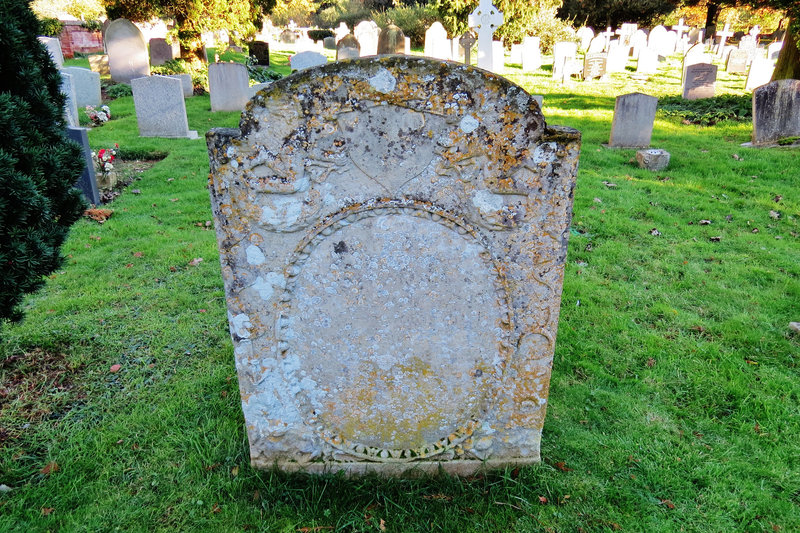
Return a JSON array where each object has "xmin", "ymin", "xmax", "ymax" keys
[
  {"xmin": 209, "ymin": 62, "xmax": 250, "ymax": 112},
  {"xmin": 61, "ymin": 67, "xmax": 101, "ymax": 108},
  {"xmin": 751, "ymin": 79, "xmax": 800, "ymax": 145},
  {"xmin": 165, "ymin": 73, "xmax": 193, "ymax": 97},
  {"xmin": 149, "ymin": 38, "xmax": 178, "ymax": 66},
  {"xmin": 132, "ymin": 75, "xmax": 197, "ymax": 138},
  {"xmin": 105, "ymin": 19, "xmax": 150, "ymax": 83},
  {"xmin": 683, "ymin": 63, "xmax": 717, "ymax": 100},
  {"xmin": 336, "ymin": 34, "xmax": 361, "ymax": 60},
  {"xmin": 205, "ymin": 56, "xmax": 581, "ymax": 475},
  {"xmin": 608, "ymin": 92, "xmax": 658, "ymax": 148}
]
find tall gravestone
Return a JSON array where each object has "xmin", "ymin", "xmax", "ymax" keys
[
  {"xmin": 468, "ymin": 0, "xmax": 503, "ymax": 72},
  {"xmin": 205, "ymin": 56, "xmax": 581, "ymax": 475},
  {"xmin": 105, "ymin": 19, "xmax": 150, "ymax": 84},
  {"xmin": 66, "ymin": 127, "xmax": 101, "ymax": 205},
  {"xmin": 149, "ymin": 38, "xmax": 178, "ymax": 66},
  {"xmin": 424, "ymin": 22, "xmax": 451, "ymax": 60},
  {"xmin": 249, "ymin": 41, "xmax": 270, "ymax": 66},
  {"xmin": 751, "ymin": 79, "xmax": 800, "ymax": 145},
  {"xmin": 552, "ymin": 41, "xmax": 577, "ymax": 81},
  {"xmin": 131, "ymin": 75, "xmax": 197, "ymax": 138},
  {"xmin": 683, "ymin": 63, "xmax": 717, "ymax": 100},
  {"xmin": 354, "ymin": 21, "xmax": 380, "ymax": 56},
  {"xmin": 377, "ymin": 24, "xmax": 405, "ymax": 55},
  {"xmin": 608, "ymin": 93, "xmax": 658, "ymax": 148},
  {"xmin": 60, "ymin": 72, "xmax": 79, "ymax": 127},
  {"xmin": 336, "ymin": 34, "xmax": 361, "ymax": 60},
  {"xmin": 335, "ymin": 22, "xmax": 350, "ymax": 43},
  {"xmin": 38, "ymin": 36, "xmax": 64, "ymax": 68},
  {"xmin": 576, "ymin": 27, "xmax": 594, "ymax": 51},
  {"xmin": 521, "ymin": 36, "xmax": 541, "ymax": 72},
  {"xmin": 61, "ymin": 67, "xmax": 101, "ymax": 108},
  {"xmin": 209, "ymin": 62, "xmax": 250, "ymax": 112}
]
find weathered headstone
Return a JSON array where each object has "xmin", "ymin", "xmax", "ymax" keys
[
  {"xmin": 149, "ymin": 38, "xmax": 178, "ymax": 66},
  {"xmin": 683, "ymin": 63, "xmax": 717, "ymax": 100},
  {"xmin": 88, "ymin": 54, "xmax": 110, "ymax": 76},
  {"xmin": 552, "ymin": 41, "xmax": 577, "ymax": 81},
  {"xmin": 687, "ymin": 27, "xmax": 702, "ymax": 45},
  {"xmin": 61, "ymin": 67, "xmax": 101, "ymax": 108},
  {"xmin": 132, "ymin": 75, "xmax": 197, "ymax": 138},
  {"xmin": 38, "ymin": 36, "xmax": 64, "ymax": 68},
  {"xmin": 290, "ymin": 50, "xmax": 327, "ymax": 72},
  {"xmin": 582, "ymin": 53, "xmax": 607, "ymax": 80},
  {"xmin": 424, "ymin": 22, "xmax": 451, "ymax": 60},
  {"xmin": 745, "ymin": 58, "xmax": 775, "ymax": 91},
  {"xmin": 739, "ymin": 35, "xmax": 758, "ymax": 64},
  {"xmin": 576, "ymin": 27, "xmax": 594, "ymax": 51},
  {"xmin": 105, "ymin": 19, "xmax": 150, "ymax": 83},
  {"xmin": 335, "ymin": 22, "xmax": 350, "ymax": 43},
  {"xmin": 354, "ymin": 21, "xmax": 380, "ymax": 56},
  {"xmin": 468, "ymin": 0, "xmax": 503, "ymax": 72},
  {"xmin": 377, "ymin": 24, "xmax": 405, "ymax": 55},
  {"xmin": 606, "ymin": 42, "xmax": 628, "ymax": 73},
  {"xmin": 205, "ymin": 56, "xmax": 581, "ymax": 474},
  {"xmin": 636, "ymin": 46, "xmax": 659, "ymax": 74},
  {"xmin": 636, "ymin": 148, "xmax": 670, "ymax": 170},
  {"xmin": 751, "ymin": 79, "xmax": 800, "ymax": 145},
  {"xmin": 209, "ymin": 62, "xmax": 250, "ymax": 112},
  {"xmin": 336, "ymin": 34, "xmax": 361, "ymax": 60},
  {"xmin": 767, "ymin": 41, "xmax": 782, "ymax": 61},
  {"xmin": 682, "ymin": 43, "xmax": 711, "ymax": 80},
  {"xmin": 608, "ymin": 92, "xmax": 658, "ymax": 148},
  {"xmin": 726, "ymin": 49, "xmax": 748, "ymax": 74},
  {"xmin": 66, "ymin": 126, "xmax": 101, "ymax": 205},
  {"xmin": 599, "ymin": 26, "xmax": 615, "ymax": 49},
  {"xmin": 279, "ymin": 29, "xmax": 297, "ymax": 44},
  {"xmin": 451, "ymin": 36, "xmax": 466, "ymax": 62},
  {"xmin": 60, "ymin": 72, "xmax": 79, "ymax": 127},
  {"xmin": 165, "ymin": 73, "xmax": 193, "ymax": 97},
  {"xmin": 249, "ymin": 41, "xmax": 270, "ymax": 66},
  {"xmin": 323, "ymin": 36, "xmax": 336, "ymax": 50},
  {"xmin": 521, "ymin": 36, "xmax": 541, "ymax": 72},
  {"xmin": 663, "ymin": 31, "xmax": 678, "ymax": 55},
  {"xmin": 616, "ymin": 23, "xmax": 637, "ymax": 46}
]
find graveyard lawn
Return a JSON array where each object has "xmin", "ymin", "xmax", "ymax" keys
[{"xmin": 1, "ymin": 50, "xmax": 798, "ymax": 532}]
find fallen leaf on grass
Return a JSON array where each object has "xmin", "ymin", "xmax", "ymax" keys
[
  {"xmin": 773, "ymin": 195, "xmax": 783, "ymax": 202},
  {"xmin": 211, "ymin": 503, "xmax": 221, "ymax": 514},
  {"xmin": 661, "ymin": 499, "xmax": 676, "ymax": 509},
  {"xmin": 745, "ymin": 358, "xmax": 759, "ymax": 365},
  {"xmin": 133, "ymin": 252, "xmax": 143, "ymax": 258},
  {"xmin": 379, "ymin": 519, "xmax": 386, "ymax": 531},
  {"xmin": 602, "ymin": 181, "xmax": 617, "ymax": 188},
  {"xmin": 84, "ymin": 208, "xmax": 113, "ymax": 223},
  {"xmin": 170, "ymin": 198, "xmax": 179, "ymax": 202},
  {"xmin": 752, "ymin": 228, "xmax": 759, "ymax": 233},
  {"xmin": 731, "ymin": 153, "xmax": 742, "ymax": 161},
  {"xmin": 109, "ymin": 364, "xmax": 121, "ymax": 373},
  {"xmin": 231, "ymin": 466, "xmax": 239, "ymax": 477},
  {"xmin": 709, "ymin": 236, "xmax": 721, "ymax": 242},
  {"xmin": 538, "ymin": 496, "xmax": 548, "ymax": 504},
  {"xmin": 40, "ymin": 462, "xmax": 59, "ymax": 475},
  {"xmin": 554, "ymin": 461, "xmax": 572, "ymax": 472},
  {"xmin": 131, "ymin": 189, "xmax": 141, "ymax": 194},
  {"xmin": 188, "ymin": 258, "xmax": 203, "ymax": 266},
  {"xmin": 769, "ymin": 210, "xmax": 781, "ymax": 220},
  {"xmin": 423, "ymin": 493, "xmax": 453, "ymax": 501},
  {"xmin": 41, "ymin": 507, "xmax": 55, "ymax": 516},
  {"xmin": 754, "ymin": 422, "xmax": 761, "ymax": 434}
]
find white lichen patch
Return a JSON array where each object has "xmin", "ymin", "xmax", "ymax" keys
[
  {"xmin": 368, "ymin": 67, "xmax": 396, "ymax": 94},
  {"xmin": 252, "ymin": 272, "xmax": 286, "ymax": 301},
  {"xmin": 460, "ymin": 115, "xmax": 480, "ymax": 133},
  {"xmin": 246, "ymin": 244, "xmax": 266, "ymax": 265}
]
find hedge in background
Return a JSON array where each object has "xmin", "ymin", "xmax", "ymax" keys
[{"xmin": 0, "ymin": 0, "xmax": 85, "ymax": 322}]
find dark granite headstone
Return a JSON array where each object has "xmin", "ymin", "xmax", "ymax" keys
[
  {"xmin": 752, "ymin": 79, "xmax": 800, "ymax": 145},
  {"xmin": 249, "ymin": 40, "xmax": 270, "ymax": 66},
  {"xmin": 66, "ymin": 127, "xmax": 100, "ymax": 205}
]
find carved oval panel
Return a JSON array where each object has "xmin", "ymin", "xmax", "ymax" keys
[{"xmin": 279, "ymin": 200, "xmax": 513, "ymax": 461}]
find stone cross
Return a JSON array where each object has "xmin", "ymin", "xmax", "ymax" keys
[
  {"xmin": 600, "ymin": 26, "xmax": 615, "ymax": 50},
  {"xmin": 468, "ymin": 0, "xmax": 503, "ymax": 72},
  {"xmin": 672, "ymin": 18, "xmax": 689, "ymax": 40},
  {"xmin": 205, "ymin": 56, "xmax": 581, "ymax": 475},
  {"xmin": 716, "ymin": 23, "xmax": 733, "ymax": 56},
  {"xmin": 460, "ymin": 32, "xmax": 476, "ymax": 65}
]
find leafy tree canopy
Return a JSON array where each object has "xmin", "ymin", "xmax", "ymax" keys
[{"xmin": 558, "ymin": 0, "xmax": 680, "ymax": 29}]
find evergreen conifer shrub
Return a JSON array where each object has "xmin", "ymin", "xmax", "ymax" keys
[{"xmin": 0, "ymin": 0, "xmax": 86, "ymax": 322}]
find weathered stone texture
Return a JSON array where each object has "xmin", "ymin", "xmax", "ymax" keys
[{"xmin": 206, "ymin": 56, "xmax": 581, "ymax": 474}]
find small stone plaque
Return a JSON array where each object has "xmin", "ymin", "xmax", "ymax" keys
[
  {"xmin": 149, "ymin": 38, "xmax": 178, "ymax": 66},
  {"xmin": 206, "ymin": 56, "xmax": 581, "ymax": 475},
  {"xmin": 683, "ymin": 63, "xmax": 717, "ymax": 100}
]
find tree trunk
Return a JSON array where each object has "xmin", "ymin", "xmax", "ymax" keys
[
  {"xmin": 772, "ymin": 19, "xmax": 800, "ymax": 81},
  {"xmin": 705, "ymin": 1, "xmax": 720, "ymax": 38}
]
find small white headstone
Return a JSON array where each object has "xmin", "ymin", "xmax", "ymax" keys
[
  {"xmin": 290, "ymin": 51, "xmax": 327, "ymax": 72},
  {"xmin": 521, "ymin": 36, "xmax": 541, "ymax": 72},
  {"xmin": 424, "ymin": 22, "xmax": 451, "ymax": 60},
  {"xmin": 209, "ymin": 62, "xmax": 250, "ymax": 112},
  {"xmin": 354, "ymin": 21, "xmax": 381, "ymax": 56}
]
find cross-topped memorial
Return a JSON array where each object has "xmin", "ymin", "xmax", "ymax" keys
[
  {"xmin": 460, "ymin": 31, "xmax": 477, "ymax": 65},
  {"xmin": 716, "ymin": 23, "xmax": 733, "ymax": 56},
  {"xmin": 672, "ymin": 18, "xmax": 689, "ymax": 40},
  {"xmin": 468, "ymin": 0, "xmax": 503, "ymax": 72}
]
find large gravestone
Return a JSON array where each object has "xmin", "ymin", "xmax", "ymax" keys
[
  {"xmin": 354, "ymin": 21, "xmax": 380, "ymax": 56},
  {"xmin": 38, "ymin": 36, "xmax": 64, "ymax": 68},
  {"xmin": 726, "ymin": 49, "xmax": 748, "ymax": 74},
  {"xmin": 66, "ymin": 126, "xmax": 101, "ymax": 205},
  {"xmin": 249, "ymin": 41, "xmax": 270, "ymax": 66},
  {"xmin": 290, "ymin": 51, "xmax": 327, "ymax": 72},
  {"xmin": 149, "ymin": 38, "xmax": 178, "ymax": 66},
  {"xmin": 424, "ymin": 22, "xmax": 451, "ymax": 60},
  {"xmin": 336, "ymin": 34, "xmax": 361, "ymax": 60},
  {"xmin": 683, "ymin": 63, "xmax": 717, "ymax": 100},
  {"xmin": 209, "ymin": 62, "xmax": 250, "ymax": 112},
  {"xmin": 745, "ymin": 58, "xmax": 775, "ymax": 91},
  {"xmin": 61, "ymin": 67, "xmax": 101, "ymax": 108},
  {"xmin": 131, "ymin": 75, "xmax": 197, "ymax": 138},
  {"xmin": 377, "ymin": 24, "xmax": 406, "ymax": 55},
  {"xmin": 105, "ymin": 19, "xmax": 150, "ymax": 83},
  {"xmin": 205, "ymin": 56, "xmax": 581, "ymax": 475},
  {"xmin": 751, "ymin": 79, "xmax": 800, "ymax": 146},
  {"xmin": 648, "ymin": 25, "xmax": 668, "ymax": 56},
  {"xmin": 608, "ymin": 92, "xmax": 658, "ymax": 148}
]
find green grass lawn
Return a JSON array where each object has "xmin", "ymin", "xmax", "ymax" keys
[{"xmin": 0, "ymin": 49, "xmax": 798, "ymax": 532}]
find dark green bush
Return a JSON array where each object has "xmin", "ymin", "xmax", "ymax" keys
[
  {"xmin": 374, "ymin": 4, "xmax": 440, "ymax": 47},
  {"xmin": 1, "ymin": 0, "xmax": 86, "ymax": 323},
  {"xmin": 105, "ymin": 83, "xmax": 132, "ymax": 99},
  {"xmin": 37, "ymin": 16, "xmax": 63, "ymax": 37},
  {"xmin": 307, "ymin": 29, "xmax": 334, "ymax": 41},
  {"xmin": 658, "ymin": 94, "xmax": 752, "ymax": 126},
  {"xmin": 246, "ymin": 57, "xmax": 283, "ymax": 83}
]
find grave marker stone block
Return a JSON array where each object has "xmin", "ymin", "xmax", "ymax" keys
[
  {"xmin": 209, "ymin": 62, "xmax": 250, "ymax": 112},
  {"xmin": 205, "ymin": 56, "xmax": 581, "ymax": 475},
  {"xmin": 751, "ymin": 79, "xmax": 800, "ymax": 145},
  {"xmin": 105, "ymin": 18, "xmax": 150, "ymax": 83},
  {"xmin": 66, "ymin": 126, "xmax": 101, "ymax": 205},
  {"xmin": 249, "ymin": 41, "xmax": 270, "ymax": 66},
  {"xmin": 577, "ymin": 27, "xmax": 594, "ymax": 51},
  {"xmin": 521, "ymin": 36, "xmax": 541, "ymax": 72},
  {"xmin": 165, "ymin": 73, "xmax": 193, "ymax": 97},
  {"xmin": 767, "ymin": 42, "xmax": 782, "ymax": 61},
  {"xmin": 424, "ymin": 22, "xmax": 451, "ymax": 60},
  {"xmin": 290, "ymin": 51, "xmax": 327, "ymax": 72},
  {"xmin": 354, "ymin": 21, "xmax": 380, "ymax": 56},
  {"xmin": 745, "ymin": 58, "xmax": 775, "ymax": 91},
  {"xmin": 460, "ymin": 32, "xmax": 477, "ymax": 65},
  {"xmin": 60, "ymin": 72, "xmax": 79, "ymax": 127},
  {"xmin": 582, "ymin": 53, "xmax": 607, "ymax": 80},
  {"xmin": 636, "ymin": 47, "xmax": 659, "ymax": 74},
  {"xmin": 552, "ymin": 41, "xmax": 577, "ymax": 81},
  {"xmin": 468, "ymin": 0, "xmax": 503, "ymax": 72},
  {"xmin": 335, "ymin": 23, "xmax": 350, "ymax": 43},
  {"xmin": 323, "ymin": 36, "xmax": 336, "ymax": 50},
  {"xmin": 149, "ymin": 38, "xmax": 178, "ymax": 66},
  {"xmin": 491, "ymin": 41, "xmax": 504, "ymax": 73},
  {"xmin": 38, "ymin": 36, "xmax": 64, "ymax": 68},
  {"xmin": 132, "ymin": 75, "xmax": 197, "ymax": 138},
  {"xmin": 61, "ymin": 67, "xmax": 101, "ymax": 108},
  {"xmin": 336, "ymin": 34, "xmax": 361, "ymax": 60},
  {"xmin": 726, "ymin": 49, "xmax": 748, "ymax": 74},
  {"xmin": 88, "ymin": 54, "xmax": 110, "ymax": 76},
  {"xmin": 608, "ymin": 92, "xmax": 658, "ymax": 148},
  {"xmin": 377, "ymin": 24, "xmax": 405, "ymax": 55},
  {"xmin": 683, "ymin": 63, "xmax": 717, "ymax": 100}
]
